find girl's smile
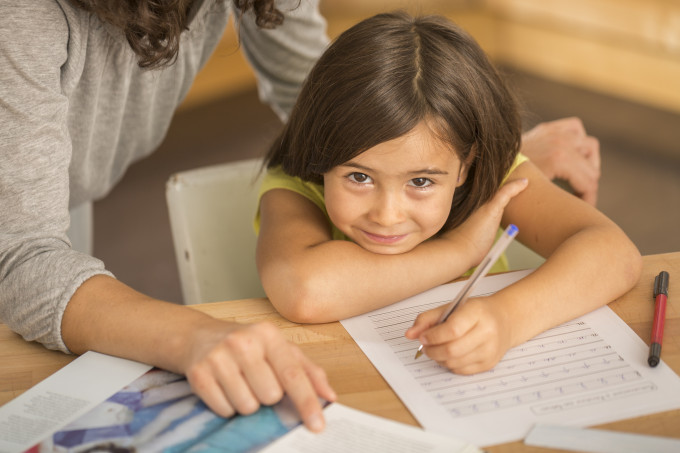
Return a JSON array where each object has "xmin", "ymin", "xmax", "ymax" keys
[
  {"xmin": 323, "ymin": 121, "xmax": 467, "ymax": 255},
  {"xmin": 360, "ymin": 230, "xmax": 409, "ymax": 245}
]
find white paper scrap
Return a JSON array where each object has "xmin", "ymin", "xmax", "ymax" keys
[{"xmin": 525, "ymin": 423, "xmax": 680, "ymax": 453}]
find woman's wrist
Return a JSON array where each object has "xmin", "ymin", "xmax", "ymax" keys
[{"xmin": 152, "ymin": 307, "xmax": 240, "ymax": 374}]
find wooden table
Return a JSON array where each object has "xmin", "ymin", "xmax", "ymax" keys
[{"xmin": 2, "ymin": 252, "xmax": 678, "ymax": 451}]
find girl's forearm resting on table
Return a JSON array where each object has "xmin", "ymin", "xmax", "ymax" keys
[
  {"xmin": 258, "ymin": 235, "xmax": 475, "ymax": 324},
  {"xmin": 257, "ymin": 181, "xmax": 527, "ymax": 324}
]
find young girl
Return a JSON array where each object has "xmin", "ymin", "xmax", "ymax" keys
[{"xmin": 255, "ymin": 11, "xmax": 641, "ymax": 374}]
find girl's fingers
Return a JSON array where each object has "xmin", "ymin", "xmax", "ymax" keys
[
  {"xmin": 427, "ymin": 332, "xmax": 496, "ymax": 374},
  {"xmin": 479, "ymin": 178, "xmax": 528, "ymax": 222},
  {"xmin": 405, "ymin": 305, "xmax": 448, "ymax": 339},
  {"xmin": 413, "ymin": 300, "xmax": 507, "ymax": 373},
  {"xmin": 497, "ymin": 178, "xmax": 529, "ymax": 205},
  {"xmin": 444, "ymin": 335, "xmax": 504, "ymax": 375},
  {"xmin": 419, "ymin": 314, "xmax": 481, "ymax": 362},
  {"xmin": 418, "ymin": 300, "xmax": 482, "ymax": 346},
  {"xmin": 444, "ymin": 354, "xmax": 488, "ymax": 375}
]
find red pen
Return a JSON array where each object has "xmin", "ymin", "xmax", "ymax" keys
[{"xmin": 648, "ymin": 271, "xmax": 669, "ymax": 367}]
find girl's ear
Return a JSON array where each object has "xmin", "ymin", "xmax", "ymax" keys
[
  {"xmin": 456, "ymin": 162, "xmax": 470, "ymax": 187},
  {"xmin": 456, "ymin": 145, "xmax": 475, "ymax": 187}
]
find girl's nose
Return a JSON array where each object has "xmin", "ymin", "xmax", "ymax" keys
[{"xmin": 368, "ymin": 191, "xmax": 406, "ymax": 226}]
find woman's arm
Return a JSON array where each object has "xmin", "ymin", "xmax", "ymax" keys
[
  {"xmin": 256, "ymin": 180, "xmax": 528, "ymax": 323},
  {"xmin": 238, "ymin": 0, "xmax": 329, "ymax": 120},
  {"xmin": 407, "ymin": 160, "xmax": 641, "ymax": 373},
  {"xmin": 61, "ymin": 274, "xmax": 336, "ymax": 432}
]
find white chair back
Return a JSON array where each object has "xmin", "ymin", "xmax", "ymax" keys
[{"xmin": 166, "ymin": 158, "xmax": 266, "ymax": 304}]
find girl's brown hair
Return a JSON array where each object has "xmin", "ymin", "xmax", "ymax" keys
[
  {"xmin": 266, "ymin": 11, "xmax": 522, "ymax": 232},
  {"xmin": 69, "ymin": 0, "xmax": 284, "ymax": 69}
]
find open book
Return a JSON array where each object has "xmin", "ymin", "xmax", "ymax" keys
[{"xmin": 0, "ymin": 352, "xmax": 479, "ymax": 453}]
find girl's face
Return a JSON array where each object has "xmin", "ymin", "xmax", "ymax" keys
[{"xmin": 324, "ymin": 122, "xmax": 467, "ymax": 255}]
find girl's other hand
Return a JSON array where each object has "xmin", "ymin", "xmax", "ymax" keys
[
  {"xmin": 405, "ymin": 296, "xmax": 511, "ymax": 374},
  {"xmin": 443, "ymin": 177, "xmax": 528, "ymax": 268},
  {"xmin": 182, "ymin": 320, "xmax": 336, "ymax": 432}
]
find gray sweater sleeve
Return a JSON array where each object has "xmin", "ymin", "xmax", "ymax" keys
[
  {"xmin": 237, "ymin": 0, "xmax": 329, "ymax": 121},
  {"xmin": 0, "ymin": 3, "xmax": 113, "ymax": 353},
  {"xmin": 0, "ymin": 0, "xmax": 325, "ymax": 353}
]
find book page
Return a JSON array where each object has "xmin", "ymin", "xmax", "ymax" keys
[
  {"xmin": 0, "ymin": 352, "xmax": 151, "ymax": 453},
  {"xmin": 261, "ymin": 403, "xmax": 481, "ymax": 453},
  {"xmin": 340, "ymin": 270, "xmax": 680, "ymax": 447}
]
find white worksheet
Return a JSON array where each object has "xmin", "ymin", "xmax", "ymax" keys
[
  {"xmin": 341, "ymin": 270, "xmax": 680, "ymax": 447},
  {"xmin": 261, "ymin": 403, "xmax": 481, "ymax": 453}
]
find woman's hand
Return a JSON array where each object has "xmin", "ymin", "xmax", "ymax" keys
[
  {"xmin": 441, "ymin": 177, "xmax": 528, "ymax": 270},
  {"xmin": 405, "ymin": 296, "xmax": 511, "ymax": 374},
  {"xmin": 521, "ymin": 117, "xmax": 600, "ymax": 206},
  {"xmin": 183, "ymin": 319, "xmax": 336, "ymax": 432},
  {"xmin": 63, "ymin": 275, "xmax": 336, "ymax": 432}
]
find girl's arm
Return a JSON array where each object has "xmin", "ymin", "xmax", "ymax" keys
[
  {"xmin": 256, "ymin": 180, "xmax": 527, "ymax": 323},
  {"xmin": 406, "ymin": 160, "xmax": 642, "ymax": 374}
]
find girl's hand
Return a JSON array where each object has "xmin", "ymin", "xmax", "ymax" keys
[
  {"xmin": 182, "ymin": 320, "xmax": 336, "ymax": 432},
  {"xmin": 441, "ymin": 177, "xmax": 528, "ymax": 269},
  {"xmin": 405, "ymin": 296, "xmax": 511, "ymax": 374}
]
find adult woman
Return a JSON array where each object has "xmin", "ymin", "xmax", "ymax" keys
[{"xmin": 0, "ymin": 0, "xmax": 334, "ymax": 431}]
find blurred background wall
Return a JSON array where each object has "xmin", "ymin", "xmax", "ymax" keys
[
  {"xmin": 94, "ymin": 0, "xmax": 680, "ymax": 303},
  {"xmin": 183, "ymin": 0, "xmax": 680, "ymax": 118}
]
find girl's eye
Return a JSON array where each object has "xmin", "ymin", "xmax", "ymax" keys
[
  {"xmin": 409, "ymin": 177, "xmax": 433, "ymax": 188},
  {"xmin": 348, "ymin": 172, "xmax": 372, "ymax": 184}
]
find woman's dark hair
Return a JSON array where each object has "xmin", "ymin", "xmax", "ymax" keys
[
  {"xmin": 266, "ymin": 11, "xmax": 521, "ymax": 232},
  {"xmin": 69, "ymin": 0, "xmax": 284, "ymax": 69}
]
